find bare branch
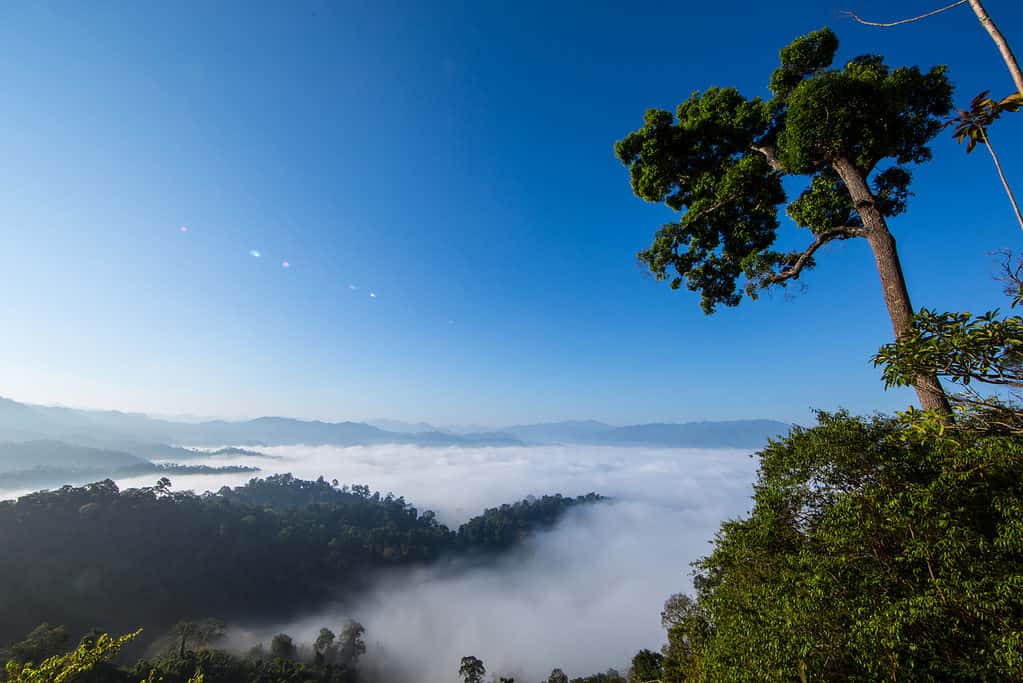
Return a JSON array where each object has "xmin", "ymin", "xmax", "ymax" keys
[
  {"xmin": 751, "ymin": 145, "xmax": 783, "ymax": 172},
  {"xmin": 761, "ymin": 227, "xmax": 865, "ymax": 286},
  {"xmin": 841, "ymin": 0, "xmax": 967, "ymax": 27},
  {"xmin": 993, "ymin": 249, "xmax": 1023, "ymax": 306}
]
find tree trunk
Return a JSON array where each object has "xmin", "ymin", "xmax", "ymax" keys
[
  {"xmin": 967, "ymin": 0, "xmax": 1023, "ymax": 98},
  {"xmin": 832, "ymin": 157, "xmax": 952, "ymax": 414}
]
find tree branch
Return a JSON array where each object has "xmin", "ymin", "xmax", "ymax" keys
[
  {"xmin": 968, "ymin": 0, "xmax": 1023, "ymax": 98},
  {"xmin": 682, "ymin": 195, "xmax": 739, "ymax": 226},
  {"xmin": 751, "ymin": 145, "xmax": 784, "ymax": 172},
  {"xmin": 761, "ymin": 227, "xmax": 865, "ymax": 286},
  {"xmin": 841, "ymin": 0, "xmax": 967, "ymax": 27}
]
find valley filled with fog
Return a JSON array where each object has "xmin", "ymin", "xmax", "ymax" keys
[
  {"xmin": 1, "ymin": 442, "xmax": 758, "ymax": 679},
  {"xmin": 107, "ymin": 444, "xmax": 757, "ymax": 680}
]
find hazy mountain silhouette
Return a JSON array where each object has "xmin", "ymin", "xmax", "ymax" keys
[
  {"xmin": 0, "ymin": 440, "xmax": 259, "ymax": 492},
  {"xmin": 0, "ymin": 440, "xmax": 146, "ymax": 474},
  {"xmin": 0, "ymin": 397, "xmax": 522, "ymax": 448},
  {"xmin": 588, "ymin": 420, "xmax": 790, "ymax": 448},
  {"xmin": 0, "ymin": 396, "xmax": 788, "ymax": 450},
  {"xmin": 500, "ymin": 419, "xmax": 789, "ymax": 448},
  {"xmin": 502, "ymin": 420, "xmax": 617, "ymax": 444}
]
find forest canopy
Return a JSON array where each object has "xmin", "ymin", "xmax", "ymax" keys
[{"xmin": 0, "ymin": 473, "xmax": 603, "ymax": 647}]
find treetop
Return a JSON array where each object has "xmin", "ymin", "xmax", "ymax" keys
[{"xmin": 615, "ymin": 27, "xmax": 953, "ymax": 313}]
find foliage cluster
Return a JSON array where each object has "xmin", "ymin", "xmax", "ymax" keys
[
  {"xmin": 614, "ymin": 27, "xmax": 952, "ymax": 313},
  {"xmin": 634, "ymin": 413, "xmax": 1023, "ymax": 681},
  {"xmin": 1, "ymin": 621, "xmax": 362, "ymax": 683}
]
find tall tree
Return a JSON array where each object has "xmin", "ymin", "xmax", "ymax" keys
[
  {"xmin": 615, "ymin": 28, "xmax": 953, "ymax": 412},
  {"xmin": 314, "ymin": 627, "xmax": 336, "ymax": 665},
  {"xmin": 547, "ymin": 668, "xmax": 569, "ymax": 683},
  {"xmin": 269, "ymin": 633, "xmax": 297, "ymax": 661},
  {"xmin": 844, "ymin": 2, "xmax": 1023, "ymax": 231},
  {"xmin": 629, "ymin": 649, "xmax": 664, "ymax": 683},
  {"xmin": 459, "ymin": 656, "xmax": 486, "ymax": 683},
  {"xmin": 659, "ymin": 593, "xmax": 693, "ymax": 630},
  {"xmin": 336, "ymin": 620, "xmax": 366, "ymax": 668},
  {"xmin": 171, "ymin": 619, "xmax": 224, "ymax": 657}
]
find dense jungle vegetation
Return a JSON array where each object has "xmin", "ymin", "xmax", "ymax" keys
[{"xmin": 0, "ymin": 474, "xmax": 602, "ymax": 651}]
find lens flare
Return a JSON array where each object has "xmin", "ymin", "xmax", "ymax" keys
[
  {"xmin": 180, "ymin": 226, "xmax": 188, "ymax": 232},
  {"xmin": 249, "ymin": 250, "xmax": 261, "ymax": 258},
  {"xmin": 281, "ymin": 261, "xmax": 290, "ymax": 268}
]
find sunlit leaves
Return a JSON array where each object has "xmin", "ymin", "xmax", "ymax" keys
[
  {"xmin": 4, "ymin": 630, "xmax": 141, "ymax": 683},
  {"xmin": 769, "ymin": 27, "xmax": 840, "ymax": 98},
  {"xmin": 950, "ymin": 90, "xmax": 1023, "ymax": 154},
  {"xmin": 777, "ymin": 59, "xmax": 951, "ymax": 174},
  {"xmin": 874, "ymin": 309, "xmax": 1023, "ymax": 389}
]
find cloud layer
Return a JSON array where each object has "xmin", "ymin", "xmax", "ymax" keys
[{"xmin": 128, "ymin": 443, "xmax": 759, "ymax": 681}]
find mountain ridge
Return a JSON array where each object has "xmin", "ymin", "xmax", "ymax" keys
[{"xmin": 0, "ymin": 396, "xmax": 790, "ymax": 450}]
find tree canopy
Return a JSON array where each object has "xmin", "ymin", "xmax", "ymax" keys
[
  {"xmin": 656, "ymin": 412, "xmax": 1023, "ymax": 681},
  {"xmin": 0, "ymin": 474, "xmax": 602, "ymax": 646},
  {"xmin": 616, "ymin": 27, "xmax": 954, "ymax": 411},
  {"xmin": 616, "ymin": 26, "xmax": 950, "ymax": 311}
]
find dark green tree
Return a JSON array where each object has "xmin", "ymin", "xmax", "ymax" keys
[
  {"xmin": 615, "ymin": 27, "xmax": 954, "ymax": 413},
  {"xmin": 269, "ymin": 633, "xmax": 297, "ymax": 661},
  {"xmin": 336, "ymin": 620, "xmax": 366, "ymax": 668},
  {"xmin": 570, "ymin": 669, "xmax": 625, "ymax": 683},
  {"xmin": 171, "ymin": 619, "xmax": 224, "ymax": 657},
  {"xmin": 628, "ymin": 649, "xmax": 664, "ymax": 683},
  {"xmin": 3, "ymin": 623, "xmax": 68, "ymax": 665},
  {"xmin": 459, "ymin": 655, "xmax": 485, "ymax": 683},
  {"xmin": 547, "ymin": 668, "xmax": 569, "ymax": 683},
  {"xmin": 313, "ymin": 627, "xmax": 336, "ymax": 665},
  {"xmin": 659, "ymin": 593, "xmax": 692, "ymax": 630}
]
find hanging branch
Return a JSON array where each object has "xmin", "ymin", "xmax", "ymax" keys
[
  {"xmin": 843, "ymin": 0, "xmax": 1023, "ymax": 98},
  {"xmin": 841, "ymin": 1, "xmax": 967, "ymax": 27}
]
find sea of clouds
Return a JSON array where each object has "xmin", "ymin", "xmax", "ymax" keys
[{"xmin": 14, "ymin": 444, "xmax": 761, "ymax": 681}]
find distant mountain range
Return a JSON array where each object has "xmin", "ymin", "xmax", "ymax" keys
[
  {"xmin": 0, "ymin": 396, "xmax": 791, "ymax": 451},
  {"xmin": 0, "ymin": 440, "xmax": 259, "ymax": 492},
  {"xmin": 0, "ymin": 397, "xmax": 522, "ymax": 449},
  {"xmin": 370, "ymin": 418, "xmax": 792, "ymax": 449}
]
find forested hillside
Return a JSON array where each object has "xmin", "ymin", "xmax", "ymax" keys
[{"xmin": 0, "ymin": 474, "xmax": 602, "ymax": 647}]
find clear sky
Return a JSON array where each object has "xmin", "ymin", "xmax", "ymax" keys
[{"xmin": 1, "ymin": 1, "xmax": 1021, "ymax": 426}]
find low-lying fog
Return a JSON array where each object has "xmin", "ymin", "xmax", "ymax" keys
[{"xmin": 18, "ymin": 444, "xmax": 760, "ymax": 680}]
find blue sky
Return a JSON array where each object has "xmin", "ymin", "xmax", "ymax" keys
[{"xmin": 1, "ymin": 1, "xmax": 1021, "ymax": 426}]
